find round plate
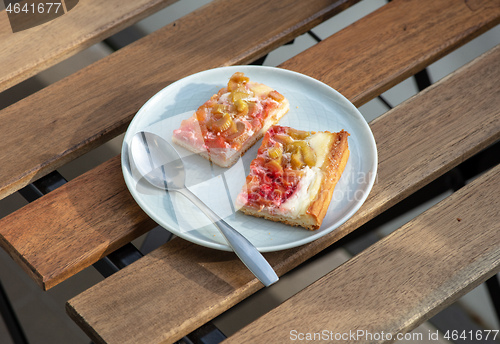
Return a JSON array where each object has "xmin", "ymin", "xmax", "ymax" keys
[{"xmin": 121, "ymin": 66, "xmax": 377, "ymax": 252}]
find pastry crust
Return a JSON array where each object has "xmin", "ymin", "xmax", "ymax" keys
[
  {"xmin": 236, "ymin": 127, "xmax": 349, "ymax": 230},
  {"xmin": 302, "ymin": 130, "xmax": 350, "ymax": 229},
  {"xmin": 172, "ymin": 72, "xmax": 289, "ymax": 168}
]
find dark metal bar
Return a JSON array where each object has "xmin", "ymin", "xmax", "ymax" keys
[
  {"xmin": 175, "ymin": 322, "xmax": 226, "ymax": 344},
  {"xmin": 307, "ymin": 30, "xmax": 322, "ymax": 43},
  {"xmin": 17, "ymin": 183, "xmax": 44, "ymax": 203},
  {"xmin": 377, "ymin": 95, "xmax": 393, "ymax": 109},
  {"xmin": 0, "ymin": 280, "xmax": 29, "ymax": 344},
  {"xmin": 249, "ymin": 55, "xmax": 268, "ymax": 65},
  {"xmin": 92, "ymin": 257, "xmax": 120, "ymax": 278},
  {"xmin": 105, "ymin": 243, "xmax": 144, "ymax": 269},
  {"xmin": 414, "ymin": 68, "xmax": 432, "ymax": 91},
  {"xmin": 93, "ymin": 243, "xmax": 144, "ymax": 278},
  {"xmin": 102, "ymin": 26, "xmax": 146, "ymax": 51},
  {"xmin": 140, "ymin": 225, "xmax": 173, "ymax": 254},
  {"xmin": 18, "ymin": 170, "xmax": 67, "ymax": 202}
]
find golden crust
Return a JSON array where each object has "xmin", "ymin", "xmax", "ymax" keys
[
  {"xmin": 238, "ymin": 206, "xmax": 313, "ymax": 228},
  {"xmin": 303, "ymin": 130, "xmax": 350, "ymax": 230}
]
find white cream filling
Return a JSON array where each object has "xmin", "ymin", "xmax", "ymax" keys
[
  {"xmin": 276, "ymin": 166, "xmax": 322, "ymax": 217},
  {"xmin": 273, "ymin": 133, "xmax": 332, "ymax": 218}
]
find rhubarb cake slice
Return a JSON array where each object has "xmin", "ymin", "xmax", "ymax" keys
[
  {"xmin": 172, "ymin": 72, "xmax": 289, "ymax": 168},
  {"xmin": 236, "ymin": 125, "xmax": 349, "ymax": 230}
]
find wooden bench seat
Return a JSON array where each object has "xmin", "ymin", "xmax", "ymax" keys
[
  {"xmin": 65, "ymin": 42, "xmax": 500, "ymax": 344},
  {"xmin": 0, "ymin": 0, "xmax": 357, "ymax": 200},
  {"xmin": 0, "ymin": 0, "xmax": 179, "ymax": 93},
  {"xmin": 0, "ymin": 0, "xmax": 498, "ymax": 292},
  {"xmin": 224, "ymin": 164, "xmax": 500, "ymax": 343}
]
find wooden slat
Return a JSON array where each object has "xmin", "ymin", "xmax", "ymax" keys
[
  {"xmin": 0, "ymin": 0, "xmax": 358, "ymax": 200},
  {"xmin": 0, "ymin": 0, "xmax": 178, "ymax": 92},
  {"xmin": 224, "ymin": 164, "xmax": 500, "ymax": 344},
  {"xmin": 0, "ymin": 0, "xmax": 497, "ymax": 291},
  {"xmin": 65, "ymin": 44, "xmax": 500, "ymax": 344}
]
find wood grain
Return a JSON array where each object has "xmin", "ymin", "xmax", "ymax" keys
[
  {"xmin": 0, "ymin": 0, "xmax": 179, "ymax": 92},
  {"xmin": 224, "ymin": 164, "xmax": 500, "ymax": 344},
  {"xmin": 0, "ymin": 0, "xmax": 497, "ymax": 291},
  {"xmin": 0, "ymin": 0, "xmax": 359, "ymax": 201},
  {"xmin": 65, "ymin": 44, "xmax": 500, "ymax": 344}
]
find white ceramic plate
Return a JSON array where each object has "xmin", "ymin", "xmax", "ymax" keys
[{"xmin": 121, "ymin": 66, "xmax": 377, "ymax": 252}]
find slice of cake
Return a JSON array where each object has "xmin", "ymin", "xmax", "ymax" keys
[
  {"xmin": 236, "ymin": 125, "xmax": 349, "ymax": 230},
  {"xmin": 172, "ymin": 72, "xmax": 289, "ymax": 168}
]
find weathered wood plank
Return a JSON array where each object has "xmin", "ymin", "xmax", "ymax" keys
[
  {"xmin": 65, "ymin": 43, "xmax": 500, "ymax": 344},
  {"xmin": 0, "ymin": 0, "xmax": 358, "ymax": 200},
  {"xmin": 0, "ymin": 0, "xmax": 178, "ymax": 92},
  {"xmin": 224, "ymin": 164, "xmax": 500, "ymax": 344}
]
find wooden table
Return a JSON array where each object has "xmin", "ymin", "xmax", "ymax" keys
[{"xmin": 1, "ymin": 0, "xmax": 499, "ymax": 343}]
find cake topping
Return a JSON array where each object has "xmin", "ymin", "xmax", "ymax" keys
[
  {"xmin": 173, "ymin": 72, "xmax": 287, "ymax": 160},
  {"xmin": 243, "ymin": 126, "xmax": 322, "ymax": 209}
]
